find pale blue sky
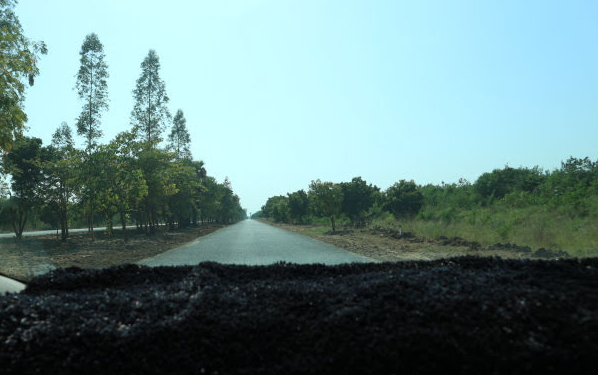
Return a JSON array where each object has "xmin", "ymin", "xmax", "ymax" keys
[{"xmin": 16, "ymin": 0, "xmax": 598, "ymax": 213}]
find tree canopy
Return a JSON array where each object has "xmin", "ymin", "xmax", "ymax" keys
[
  {"xmin": 0, "ymin": 0, "xmax": 46, "ymax": 150},
  {"xmin": 131, "ymin": 49, "xmax": 170, "ymax": 145}
]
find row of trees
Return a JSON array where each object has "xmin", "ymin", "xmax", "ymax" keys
[
  {"xmin": 257, "ymin": 157, "xmax": 598, "ymax": 229},
  {"xmin": 257, "ymin": 177, "xmax": 418, "ymax": 231},
  {"xmin": 0, "ymin": 15, "xmax": 245, "ymax": 240}
]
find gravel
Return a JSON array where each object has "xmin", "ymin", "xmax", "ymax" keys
[{"xmin": 1, "ymin": 257, "xmax": 597, "ymax": 374}]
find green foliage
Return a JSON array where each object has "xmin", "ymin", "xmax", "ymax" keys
[
  {"xmin": 474, "ymin": 166, "xmax": 544, "ymax": 204},
  {"xmin": 0, "ymin": 0, "xmax": 47, "ymax": 150},
  {"xmin": 251, "ymin": 210, "xmax": 264, "ymax": 219},
  {"xmin": 308, "ymin": 179, "xmax": 343, "ymax": 231},
  {"xmin": 383, "ymin": 180, "xmax": 423, "ymax": 218},
  {"xmin": 75, "ymin": 33, "xmax": 108, "ymax": 150},
  {"xmin": 74, "ymin": 33, "xmax": 109, "ymax": 239},
  {"xmin": 261, "ymin": 195, "xmax": 290, "ymax": 223},
  {"xmin": 1, "ymin": 136, "xmax": 44, "ymax": 237},
  {"xmin": 168, "ymin": 109, "xmax": 191, "ymax": 160},
  {"xmin": 340, "ymin": 177, "xmax": 378, "ymax": 226},
  {"xmin": 260, "ymin": 157, "xmax": 598, "ymax": 255},
  {"xmin": 287, "ymin": 189, "xmax": 309, "ymax": 223},
  {"xmin": 95, "ymin": 131, "xmax": 148, "ymax": 239},
  {"xmin": 197, "ymin": 176, "xmax": 245, "ymax": 224},
  {"xmin": 0, "ymin": 25, "xmax": 246, "ymax": 239},
  {"xmin": 39, "ymin": 122, "xmax": 78, "ymax": 240},
  {"xmin": 131, "ymin": 50, "xmax": 170, "ymax": 145}
]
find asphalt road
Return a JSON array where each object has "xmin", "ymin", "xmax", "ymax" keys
[{"xmin": 139, "ymin": 219, "xmax": 372, "ymax": 266}]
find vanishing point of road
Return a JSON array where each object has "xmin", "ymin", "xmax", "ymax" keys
[{"xmin": 139, "ymin": 219, "xmax": 372, "ymax": 266}]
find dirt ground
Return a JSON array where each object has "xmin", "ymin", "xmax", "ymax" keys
[
  {"xmin": 1, "ymin": 258, "xmax": 596, "ymax": 374},
  {"xmin": 263, "ymin": 221, "xmax": 568, "ymax": 261},
  {"xmin": 0, "ymin": 224, "xmax": 225, "ymax": 281}
]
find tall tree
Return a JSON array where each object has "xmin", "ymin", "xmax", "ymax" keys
[
  {"xmin": 168, "ymin": 109, "xmax": 191, "ymax": 160},
  {"xmin": 75, "ymin": 33, "xmax": 108, "ymax": 239},
  {"xmin": 0, "ymin": 0, "xmax": 47, "ymax": 150},
  {"xmin": 75, "ymin": 33, "xmax": 108, "ymax": 149},
  {"xmin": 131, "ymin": 49, "xmax": 170, "ymax": 145}
]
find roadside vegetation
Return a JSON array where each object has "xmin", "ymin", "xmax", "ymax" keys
[
  {"xmin": 256, "ymin": 158, "xmax": 598, "ymax": 257},
  {"xmin": 0, "ymin": 1, "xmax": 245, "ymax": 244}
]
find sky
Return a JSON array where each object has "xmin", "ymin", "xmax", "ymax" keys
[{"xmin": 15, "ymin": 0, "xmax": 598, "ymax": 214}]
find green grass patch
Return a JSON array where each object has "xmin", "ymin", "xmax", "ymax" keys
[
  {"xmin": 378, "ymin": 204, "xmax": 598, "ymax": 257},
  {"xmin": 303, "ymin": 227, "xmax": 330, "ymax": 236}
]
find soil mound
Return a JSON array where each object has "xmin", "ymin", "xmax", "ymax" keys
[
  {"xmin": 532, "ymin": 248, "xmax": 569, "ymax": 258},
  {"xmin": 437, "ymin": 236, "xmax": 482, "ymax": 250},
  {"xmin": 488, "ymin": 242, "xmax": 532, "ymax": 253},
  {"xmin": 1, "ymin": 258, "xmax": 597, "ymax": 374}
]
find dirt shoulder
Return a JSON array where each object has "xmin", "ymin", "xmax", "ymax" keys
[
  {"xmin": 0, "ymin": 224, "xmax": 226, "ymax": 281},
  {"xmin": 261, "ymin": 220, "xmax": 568, "ymax": 262}
]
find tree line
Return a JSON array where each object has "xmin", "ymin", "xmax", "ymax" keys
[
  {"xmin": 256, "ymin": 157, "xmax": 598, "ymax": 231},
  {"xmin": 0, "ymin": 3, "xmax": 245, "ymax": 240}
]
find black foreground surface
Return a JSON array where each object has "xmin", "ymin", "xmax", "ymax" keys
[{"xmin": 1, "ymin": 257, "xmax": 597, "ymax": 375}]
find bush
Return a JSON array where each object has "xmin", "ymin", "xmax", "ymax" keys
[{"xmin": 383, "ymin": 180, "xmax": 423, "ymax": 218}]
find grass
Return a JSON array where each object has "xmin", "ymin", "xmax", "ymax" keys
[{"xmin": 371, "ymin": 205, "xmax": 598, "ymax": 257}]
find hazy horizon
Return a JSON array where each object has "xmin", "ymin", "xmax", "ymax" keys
[{"xmin": 16, "ymin": 0, "xmax": 598, "ymax": 214}]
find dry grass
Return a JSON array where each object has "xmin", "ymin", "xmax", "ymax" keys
[{"xmin": 262, "ymin": 221, "xmax": 537, "ymax": 262}]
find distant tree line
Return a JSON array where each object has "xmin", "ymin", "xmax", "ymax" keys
[
  {"xmin": 0, "ymin": 12, "xmax": 246, "ymax": 240},
  {"xmin": 256, "ymin": 157, "xmax": 598, "ymax": 231}
]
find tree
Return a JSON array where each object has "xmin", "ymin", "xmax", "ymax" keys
[
  {"xmin": 131, "ymin": 50, "xmax": 170, "ymax": 145},
  {"xmin": 308, "ymin": 179, "xmax": 343, "ymax": 231},
  {"xmin": 384, "ymin": 180, "xmax": 423, "ymax": 218},
  {"xmin": 474, "ymin": 166, "xmax": 544, "ymax": 204},
  {"xmin": 165, "ymin": 158, "xmax": 202, "ymax": 228},
  {"xmin": 1, "ymin": 136, "xmax": 44, "ymax": 238},
  {"xmin": 262, "ymin": 195, "xmax": 290, "ymax": 223},
  {"xmin": 287, "ymin": 189, "xmax": 309, "ymax": 223},
  {"xmin": 0, "ymin": 0, "xmax": 47, "ymax": 150},
  {"xmin": 75, "ymin": 33, "xmax": 109, "ymax": 240},
  {"xmin": 96, "ymin": 132, "xmax": 147, "ymax": 241},
  {"xmin": 39, "ymin": 122, "xmax": 78, "ymax": 241},
  {"xmin": 136, "ymin": 145, "xmax": 177, "ymax": 233},
  {"xmin": 197, "ymin": 176, "xmax": 220, "ymax": 223},
  {"xmin": 168, "ymin": 109, "xmax": 191, "ymax": 160},
  {"xmin": 340, "ymin": 177, "xmax": 378, "ymax": 227},
  {"xmin": 130, "ymin": 50, "xmax": 172, "ymax": 233},
  {"xmin": 75, "ymin": 33, "xmax": 108, "ymax": 150}
]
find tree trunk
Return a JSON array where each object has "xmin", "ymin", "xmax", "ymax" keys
[
  {"xmin": 90, "ymin": 204, "xmax": 95, "ymax": 240},
  {"xmin": 120, "ymin": 210, "xmax": 128, "ymax": 242},
  {"xmin": 106, "ymin": 215, "xmax": 113, "ymax": 237},
  {"xmin": 60, "ymin": 212, "xmax": 67, "ymax": 242},
  {"xmin": 330, "ymin": 215, "xmax": 336, "ymax": 232},
  {"xmin": 17, "ymin": 210, "xmax": 27, "ymax": 239}
]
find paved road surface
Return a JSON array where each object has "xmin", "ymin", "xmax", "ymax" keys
[{"xmin": 139, "ymin": 219, "xmax": 372, "ymax": 266}]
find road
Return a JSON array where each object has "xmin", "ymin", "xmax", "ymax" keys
[{"xmin": 139, "ymin": 219, "xmax": 372, "ymax": 266}]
